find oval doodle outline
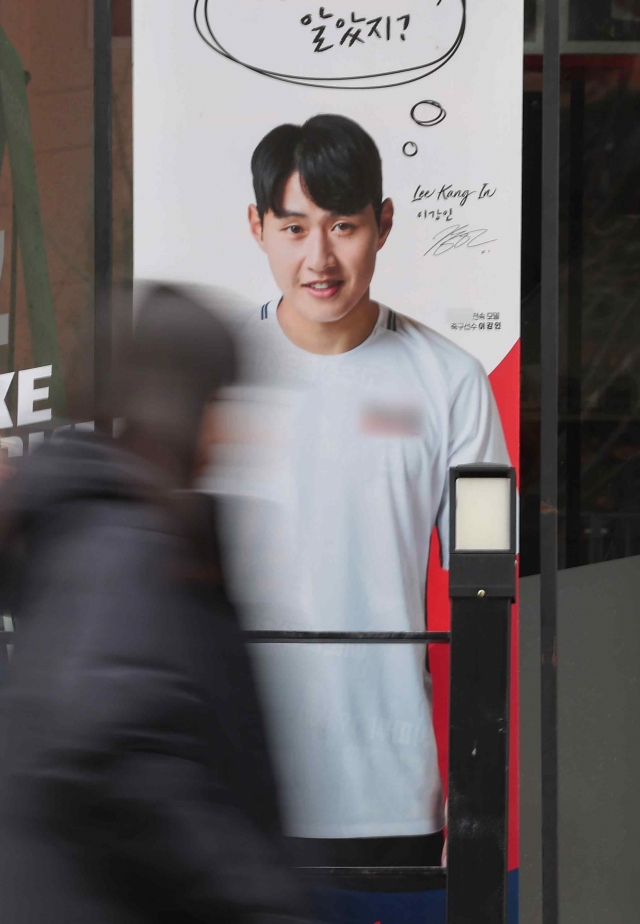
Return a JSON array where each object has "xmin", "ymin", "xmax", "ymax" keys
[
  {"xmin": 194, "ymin": 0, "xmax": 466, "ymax": 91},
  {"xmin": 411, "ymin": 100, "xmax": 447, "ymax": 127},
  {"xmin": 403, "ymin": 142, "xmax": 419, "ymax": 157}
]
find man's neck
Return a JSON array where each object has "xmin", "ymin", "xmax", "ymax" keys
[{"xmin": 277, "ymin": 294, "xmax": 379, "ymax": 356}]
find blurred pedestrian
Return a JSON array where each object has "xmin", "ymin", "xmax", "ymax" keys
[{"xmin": 0, "ymin": 285, "xmax": 310, "ymax": 924}]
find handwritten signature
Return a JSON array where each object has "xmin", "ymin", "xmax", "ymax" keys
[{"xmin": 425, "ymin": 224, "xmax": 497, "ymax": 257}]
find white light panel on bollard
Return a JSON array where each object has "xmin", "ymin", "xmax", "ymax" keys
[{"xmin": 455, "ymin": 477, "xmax": 512, "ymax": 552}]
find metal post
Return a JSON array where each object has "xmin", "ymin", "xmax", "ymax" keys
[
  {"xmin": 94, "ymin": 0, "xmax": 113, "ymax": 430},
  {"xmin": 540, "ymin": 0, "xmax": 561, "ymax": 921},
  {"xmin": 446, "ymin": 465, "xmax": 516, "ymax": 924},
  {"xmin": 565, "ymin": 77, "xmax": 585, "ymax": 569},
  {"xmin": 447, "ymin": 598, "xmax": 512, "ymax": 924}
]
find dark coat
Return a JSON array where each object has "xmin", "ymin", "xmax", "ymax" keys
[{"xmin": 0, "ymin": 435, "xmax": 308, "ymax": 924}]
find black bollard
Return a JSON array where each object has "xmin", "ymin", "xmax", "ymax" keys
[{"xmin": 446, "ymin": 464, "xmax": 517, "ymax": 924}]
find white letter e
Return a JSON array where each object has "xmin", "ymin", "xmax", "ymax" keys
[{"xmin": 17, "ymin": 365, "xmax": 53, "ymax": 427}]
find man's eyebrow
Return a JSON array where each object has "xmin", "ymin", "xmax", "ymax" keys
[{"xmin": 277, "ymin": 209, "xmax": 308, "ymax": 219}]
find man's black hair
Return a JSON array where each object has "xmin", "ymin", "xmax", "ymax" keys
[{"xmin": 251, "ymin": 114, "xmax": 383, "ymax": 225}]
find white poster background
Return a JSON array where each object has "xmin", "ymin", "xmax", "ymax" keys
[{"xmin": 134, "ymin": 1, "xmax": 523, "ymax": 375}]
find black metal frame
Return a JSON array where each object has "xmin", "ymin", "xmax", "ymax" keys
[
  {"xmin": 564, "ymin": 77, "xmax": 585, "ymax": 570},
  {"xmin": 244, "ymin": 631, "xmax": 449, "ymax": 644},
  {"xmin": 300, "ymin": 865, "xmax": 447, "ymax": 892},
  {"xmin": 446, "ymin": 598, "xmax": 512, "ymax": 924},
  {"xmin": 540, "ymin": 3, "xmax": 561, "ymax": 924}
]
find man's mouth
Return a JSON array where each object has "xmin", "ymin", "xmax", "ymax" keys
[{"xmin": 304, "ymin": 280, "xmax": 344, "ymax": 298}]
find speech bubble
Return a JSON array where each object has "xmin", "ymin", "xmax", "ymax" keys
[{"xmin": 194, "ymin": 0, "xmax": 466, "ymax": 90}]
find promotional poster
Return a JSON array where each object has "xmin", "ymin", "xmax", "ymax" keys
[{"xmin": 134, "ymin": 2, "xmax": 523, "ymax": 920}]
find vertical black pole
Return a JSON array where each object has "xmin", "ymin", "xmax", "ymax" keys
[
  {"xmin": 94, "ymin": 0, "xmax": 113, "ymax": 431},
  {"xmin": 540, "ymin": 0, "xmax": 561, "ymax": 922},
  {"xmin": 446, "ymin": 598, "xmax": 512, "ymax": 924},
  {"xmin": 446, "ymin": 465, "xmax": 516, "ymax": 924},
  {"xmin": 565, "ymin": 78, "xmax": 585, "ymax": 569}
]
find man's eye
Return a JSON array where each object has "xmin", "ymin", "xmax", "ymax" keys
[
  {"xmin": 334, "ymin": 222, "xmax": 355, "ymax": 232},
  {"xmin": 285, "ymin": 225, "xmax": 304, "ymax": 235}
]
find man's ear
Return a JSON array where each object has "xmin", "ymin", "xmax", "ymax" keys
[
  {"xmin": 248, "ymin": 204, "xmax": 266, "ymax": 251},
  {"xmin": 377, "ymin": 198, "xmax": 394, "ymax": 251}
]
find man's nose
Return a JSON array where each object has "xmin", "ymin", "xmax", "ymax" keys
[{"xmin": 306, "ymin": 229, "xmax": 336, "ymax": 272}]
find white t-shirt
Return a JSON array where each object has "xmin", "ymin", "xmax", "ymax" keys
[{"xmin": 208, "ymin": 301, "xmax": 509, "ymax": 839}]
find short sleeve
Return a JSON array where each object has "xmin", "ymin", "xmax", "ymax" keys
[{"xmin": 436, "ymin": 360, "xmax": 510, "ymax": 567}]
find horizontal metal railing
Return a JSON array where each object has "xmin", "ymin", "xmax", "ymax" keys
[{"xmin": 244, "ymin": 630, "xmax": 450, "ymax": 644}]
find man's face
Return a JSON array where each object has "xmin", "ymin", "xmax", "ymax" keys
[{"xmin": 249, "ymin": 172, "xmax": 393, "ymax": 324}]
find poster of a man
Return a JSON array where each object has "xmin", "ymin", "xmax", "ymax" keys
[
  {"xmin": 208, "ymin": 113, "xmax": 509, "ymax": 873},
  {"xmin": 134, "ymin": 0, "xmax": 524, "ymax": 915}
]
